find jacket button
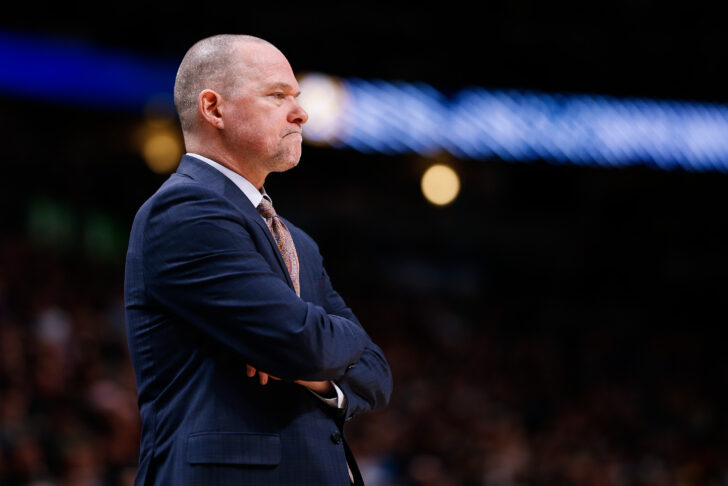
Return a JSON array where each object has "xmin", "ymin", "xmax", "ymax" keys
[{"xmin": 330, "ymin": 431, "xmax": 342, "ymax": 444}]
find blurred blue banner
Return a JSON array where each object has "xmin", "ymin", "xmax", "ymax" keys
[{"xmin": 0, "ymin": 30, "xmax": 176, "ymax": 110}]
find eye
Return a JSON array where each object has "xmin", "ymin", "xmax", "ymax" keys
[{"xmin": 272, "ymin": 92, "xmax": 286, "ymax": 99}]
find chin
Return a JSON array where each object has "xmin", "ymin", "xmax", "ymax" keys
[
  {"xmin": 283, "ymin": 150, "xmax": 302, "ymax": 169},
  {"xmin": 285, "ymin": 159, "xmax": 300, "ymax": 171},
  {"xmin": 267, "ymin": 145, "xmax": 302, "ymax": 173},
  {"xmin": 270, "ymin": 158, "xmax": 300, "ymax": 174}
]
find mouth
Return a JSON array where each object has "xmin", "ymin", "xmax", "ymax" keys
[{"xmin": 283, "ymin": 131, "xmax": 302, "ymax": 138}]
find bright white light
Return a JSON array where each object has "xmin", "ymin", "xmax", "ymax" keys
[{"xmin": 297, "ymin": 73, "xmax": 349, "ymax": 144}]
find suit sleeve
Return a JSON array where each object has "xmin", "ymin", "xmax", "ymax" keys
[
  {"xmin": 140, "ymin": 182, "xmax": 368, "ymax": 382},
  {"xmin": 318, "ymin": 266, "xmax": 393, "ymax": 420}
]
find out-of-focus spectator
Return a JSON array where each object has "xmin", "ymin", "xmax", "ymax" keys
[{"xmin": 2, "ymin": 232, "xmax": 727, "ymax": 485}]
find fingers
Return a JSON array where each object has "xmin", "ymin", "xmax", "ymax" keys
[{"xmin": 246, "ymin": 364, "xmax": 280, "ymax": 385}]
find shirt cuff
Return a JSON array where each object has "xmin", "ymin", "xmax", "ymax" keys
[{"xmin": 309, "ymin": 381, "xmax": 346, "ymax": 409}]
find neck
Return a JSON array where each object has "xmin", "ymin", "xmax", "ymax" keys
[{"xmin": 187, "ymin": 145, "xmax": 266, "ymax": 190}]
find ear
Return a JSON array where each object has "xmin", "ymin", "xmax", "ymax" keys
[{"xmin": 198, "ymin": 89, "xmax": 225, "ymax": 129}]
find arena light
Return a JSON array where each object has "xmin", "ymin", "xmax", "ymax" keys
[
  {"xmin": 298, "ymin": 73, "xmax": 728, "ymax": 172},
  {"xmin": 421, "ymin": 164, "xmax": 460, "ymax": 206},
  {"xmin": 136, "ymin": 118, "xmax": 184, "ymax": 174},
  {"xmin": 295, "ymin": 72, "xmax": 349, "ymax": 145}
]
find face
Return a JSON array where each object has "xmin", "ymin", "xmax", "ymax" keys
[{"xmin": 221, "ymin": 42, "xmax": 308, "ymax": 179}]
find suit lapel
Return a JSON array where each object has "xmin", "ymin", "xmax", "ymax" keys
[{"xmin": 175, "ymin": 156, "xmax": 295, "ymax": 292}]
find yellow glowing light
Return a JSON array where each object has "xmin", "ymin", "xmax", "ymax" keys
[
  {"xmin": 142, "ymin": 131, "xmax": 182, "ymax": 174},
  {"xmin": 421, "ymin": 164, "xmax": 460, "ymax": 206},
  {"xmin": 137, "ymin": 118, "xmax": 183, "ymax": 174}
]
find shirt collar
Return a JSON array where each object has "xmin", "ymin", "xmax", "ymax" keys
[{"xmin": 186, "ymin": 153, "xmax": 268, "ymax": 208}]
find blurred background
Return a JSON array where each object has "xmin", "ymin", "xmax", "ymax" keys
[{"xmin": 1, "ymin": 3, "xmax": 728, "ymax": 485}]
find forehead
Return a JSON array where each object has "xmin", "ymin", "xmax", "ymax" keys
[{"xmin": 231, "ymin": 42, "xmax": 299, "ymax": 91}]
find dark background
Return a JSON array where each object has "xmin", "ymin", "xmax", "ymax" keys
[{"xmin": 1, "ymin": 3, "xmax": 727, "ymax": 485}]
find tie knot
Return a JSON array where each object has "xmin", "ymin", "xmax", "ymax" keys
[{"xmin": 257, "ymin": 197, "xmax": 277, "ymax": 220}]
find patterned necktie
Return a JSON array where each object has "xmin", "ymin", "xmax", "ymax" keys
[
  {"xmin": 259, "ymin": 198, "xmax": 352, "ymax": 482},
  {"xmin": 257, "ymin": 197, "xmax": 301, "ymax": 296}
]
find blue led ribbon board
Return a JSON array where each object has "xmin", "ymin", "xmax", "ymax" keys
[{"xmin": 298, "ymin": 74, "xmax": 728, "ymax": 173}]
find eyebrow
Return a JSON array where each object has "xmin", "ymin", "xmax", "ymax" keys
[{"xmin": 267, "ymin": 82, "xmax": 300, "ymax": 97}]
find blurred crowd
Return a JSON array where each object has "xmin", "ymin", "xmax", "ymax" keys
[
  {"xmin": 0, "ymin": 237, "xmax": 136, "ymax": 486},
  {"xmin": 1, "ymin": 235, "xmax": 727, "ymax": 486},
  {"xmin": 349, "ymin": 295, "xmax": 728, "ymax": 486}
]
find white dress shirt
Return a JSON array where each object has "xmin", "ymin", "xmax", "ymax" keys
[{"xmin": 186, "ymin": 153, "xmax": 346, "ymax": 409}]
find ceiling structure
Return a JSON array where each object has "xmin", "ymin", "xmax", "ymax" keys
[{"xmin": 2, "ymin": 2, "xmax": 726, "ymax": 103}]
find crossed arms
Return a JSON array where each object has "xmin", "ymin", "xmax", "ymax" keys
[{"xmin": 141, "ymin": 180, "xmax": 392, "ymax": 417}]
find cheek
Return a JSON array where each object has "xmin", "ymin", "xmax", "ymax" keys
[
  {"xmin": 227, "ymin": 108, "xmax": 284, "ymax": 154},
  {"xmin": 238, "ymin": 123, "xmax": 272, "ymax": 149}
]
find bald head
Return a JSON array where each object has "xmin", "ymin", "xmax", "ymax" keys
[{"xmin": 173, "ymin": 34, "xmax": 273, "ymax": 133}]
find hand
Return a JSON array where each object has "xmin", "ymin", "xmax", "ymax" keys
[
  {"xmin": 246, "ymin": 365, "xmax": 333, "ymax": 396},
  {"xmin": 295, "ymin": 380, "xmax": 334, "ymax": 396},
  {"xmin": 246, "ymin": 364, "xmax": 280, "ymax": 385}
]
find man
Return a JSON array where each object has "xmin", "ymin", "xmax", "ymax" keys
[{"xmin": 124, "ymin": 34, "xmax": 392, "ymax": 486}]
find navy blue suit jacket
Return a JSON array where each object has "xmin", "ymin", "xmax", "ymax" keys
[{"xmin": 124, "ymin": 155, "xmax": 392, "ymax": 485}]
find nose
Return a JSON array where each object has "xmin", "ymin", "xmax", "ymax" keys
[{"xmin": 289, "ymin": 98, "xmax": 308, "ymax": 125}]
